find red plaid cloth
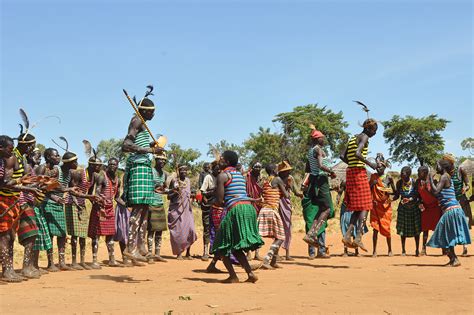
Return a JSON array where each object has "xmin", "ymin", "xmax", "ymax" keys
[
  {"xmin": 88, "ymin": 202, "xmax": 116, "ymax": 237},
  {"xmin": 18, "ymin": 204, "xmax": 38, "ymax": 243},
  {"xmin": 0, "ymin": 195, "xmax": 20, "ymax": 233},
  {"xmin": 211, "ymin": 205, "xmax": 224, "ymax": 229},
  {"xmin": 346, "ymin": 167, "xmax": 372, "ymax": 211},
  {"xmin": 257, "ymin": 207, "xmax": 286, "ymax": 240}
]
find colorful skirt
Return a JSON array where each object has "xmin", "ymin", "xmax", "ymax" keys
[
  {"xmin": 427, "ymin": 207, "xmax": 472, "ymax": 248},
  {"xmin": 88, "ymin": 203, "xmax": 116, "ymax": 238},
  {"xmin": 212, "ymin": 203, "xmax": 264, "ymax": 256},
  {"xmin": 0, "ymin": 195, "xmax": 21, "ymax": 233},
  {"xmin": 114, "ymin": 204, "xmax": 130, "ymax": 244},
  {"xmin": 303, "ymin": 196, "xmax": 335, "ymax": 236},
  {"xmin": 421, "ymin": 204, "xmax": 442, "ymax": 232},
  {"xmin": 65, "ymin": 204, "xmax": 89, "ymax": 238},
  {"xmin": 124, "ymin": 161, "xmax": 154, "ymax": 206},
  {"xmin": 345, "ymin": 167, "xmax": 372, "ymax": 211},
  {"xmin": 258, "ymin": 207, "xmax": 286, "ymax": 240},
  {"xmin": 396, "ymin": 202, "xmax": 421, "ymax": 237},
  {"xmin": 33, "ymin": 206, "xmax": 52, "ymax": 251},
  {"xmin": 148, "ymin": 205, "xmax": 167, "ymax": 232},
  {"xmin": 279, "ymin": 197, "xmax": 292, "ymax": 249},
  {"xmin": 370, "ymin": 201, "xmax": 392, "ymax": 237},
  {"xmin": 18, "ymin": 203, "xmax": 39, "ymax": 244},
  {"xmin": 43, "ymin": 199, "xmax": 67, "ymax": 237}
]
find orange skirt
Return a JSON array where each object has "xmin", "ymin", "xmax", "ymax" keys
[
  {"xmin": 370, "ymin": 201, "xmax": 392, "ymax": 237},
  {"xmin": 0, "ymin": 195, "xmax": 21, "ymax": 233}
]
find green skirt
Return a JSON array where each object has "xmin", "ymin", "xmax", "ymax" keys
[
  {"xmin": 65, "ymin": 204, "xmax": 89, "ymax": 238},
  {"xmin": 42, "ymin": 199, "xmax": 67, "ymax": 237},
  {"xmin": 33, "ymin": 206, "xmax": 53, "ymax": 251},
  {"xmin": 302, "ymin": 195, "xmax": 335, "ymax": 236},
  {"xmin": 124, "ymin": 160, "xmax": 155, "ymax": 206},
  {"xmin": 396, "ymin": 202, "xmax": 421, "ymax": 237},
  {"xmin": 211, "ymin": 203, "xmax": 264, "ymax": 256},
  {"xmin": 148, "ymin": 205, "xmax": 167, "ymax": 232}
]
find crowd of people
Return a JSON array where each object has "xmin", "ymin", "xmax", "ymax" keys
[{"xmin": 0, "ymin": 88, "xmax": 472, "ymax": 283}]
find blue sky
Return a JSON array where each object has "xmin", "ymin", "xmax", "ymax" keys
[{"xmin": 1, "ymin": 0, "xmax": 472, "ymax": 170}]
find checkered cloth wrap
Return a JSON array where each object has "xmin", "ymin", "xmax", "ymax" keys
[
  {"xmin": 345, "ymin": 167, "xmax": 372, "ymax": 211},
  {"xmin": 0, "ymin": 195, "xmax": 20, "ymax": 233},
  {"xmin": 17, "ymin": 203, "xmax": 38, "ymax": 244},
  {"xmin": 124, "ymin": 161, "xmax": 155, "ymax": 206},
  {"xmin": 258, "ymin": 207, "xmax": 286, "ymax": 240},
  {"xmin": 88, "ymin": 202, "xmax": 116, "ymax": 237},
  {"xmin": 148, "ymin": 205, "xmax": 167, "ymax": 232},
  {"xmin": 65, "ymin": 204, "xmax": 89, "ymax": 238},
  {"xmin": 33, "ymin": 206, "xmax": 52, "ymax": 251},
  {"xmin": 396, "ymin": 201, "xmax": 422, "ymax": 237},
  {"xmin": 43, "ymin": 199, "xmax": 67, "ymax": 237}
]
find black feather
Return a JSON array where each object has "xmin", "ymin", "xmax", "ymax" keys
[
  {"xmin": 19, "ymin": 108, "xmax": 30, "ymax": 129},
  {"xmin": 145, "ymin": 85, "xmax": 154, "ymax": 97},
  {"xmin": 92, "ymin": 148, "xmax": 97, "ymax": 159},
  {"xmin": 59, "ymin": 136, "xmax": 69, "ymax": 151},
  {"xmin": 353, "ymin": 100, "xmax": 370, "ymax": 112},
  {"xmin": 19, "ymin": 124, "xmax": 24, "ymax": 135},
  {"xmin": 51, "ymin": 138, "xmax": 67, "ymax": 151},
  {"xmin": 132, "ymin": 96, "xmax": 138, "ymax": 106},
  {"xmin": 82, "ymin": 140, "xmax": 92, "ymax": 157}
]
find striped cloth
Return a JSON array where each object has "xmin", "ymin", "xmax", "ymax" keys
[
  {"xmin": 346, "ymin": 135, "xmax": 368, "ymax": 168},
  {"xmin": 258, "ymin": 177, "xmax": 285, "ymax": 240},
  {"xmin": 345, "ymin": 167, "xmax": 372, "ymax": 211},
  {"xmin": 427, "ymin": 207, "xmax": 471, "ymax": 248},
  {"xmin": 308, "ymin": 145, "xmax": 332, "ymax": 176},
  {"xmin": 33, "ymin": 206, "xmax": 52, "ymax": 251},
  {"xmin": 223, "ymin": 167, "xmax": 251, "ymax": 209},
  {"xmin": 17, "ymin": 204, "xmax": 38, "ymax": 243},
  {"xmin": 0, "ymin": 195, "xmax": 20, "ymax": 233}
]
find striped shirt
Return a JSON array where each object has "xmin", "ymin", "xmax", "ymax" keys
[
  {"xmin": 262, "ymin": 177, "xmax": 280, "ymax": 210},
  {"xmin": 66, "ymin": 168, "xmax": 92, "ymax": 206},
  {"xmin": 346, "ymin": 135, "xmax": 368, "ymax": 168},
  {"xmin": 308, "ymin": 145, "xmax": 331, "ymax": 176},
  {"xmin": 224, "ymin": 166, "xmax": 250, "ymax": 209},
  {"xmin": 128, "ymin": 129, "xmax": 152, "ymax": 163},
  {"xmin": 0, "ymin": 148, "xmax": 24, "ymax": 197},
  {"xmin": 438, "ymin": 179, "xmax": 461, "ymax": 211},
  {"xmin": 451, "ymin": 169, "xmax": 464, "ymax": 200}
]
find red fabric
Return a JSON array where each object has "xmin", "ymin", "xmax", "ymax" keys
[
  {"xmin": 88, "ymin": 174, "xmax": 118, "ymax": 237},
  {"xmin": 246, "ymin": 172, "xmax": 263, "ymax": 214},
  {"xmin": 311, "ymin": 129, "xmax": 324, "ymax": 139},
  {"xmin": 417, "ymin": 181, "xmax": 442, "ymax": 231},
  {"xmin": 211, "ymin": 205, "xmax": 224, "ymax": 229},
  {"xmin": 17, "ymin": 205, "xmax": 38, "ymax": 241},
  {"xmin": 0, "ymin": 195, "xmax": 20, "ymax": 233},
  {"xmin": 345, "ymin": 167, "xmax": 372, "ymax": 211},
  {"xmin": 369, "ymin": 174, "xmax": 392, "ymax": 237}
]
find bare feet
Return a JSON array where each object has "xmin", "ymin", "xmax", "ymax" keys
[
  {"xmin": 254, "ymin": 255, "xmax": 263, "ymax": 261},
  {"xmin": 21, "ymin": 267, "xmax": 41, "ymax": 279},
  {"xmin": 183, "ymin": 255, "xmax": 194, "ymax": 260},
  {"xmin": 206, "ymin": 264, "xmax": 224, "ymax": 274},
  {"xmin": 245, "ymin": 273, "xmax": 258, "ymax": 283},
  {"xmin": 342, "ymin": 252, "xmax": 349, "ymax": 257},
  {"xmin": 261, "ymin": 263, "xmax": 274, "ymax": 270},
  {"xmin": 58, "ymin": 263, "xmax": 72, "ymax": 271},
  {"xmin": 37, "ymin": 268, "xmax": 49, "ymax": 275},
  {"xmin": 201, "ymin": 254, "xmax": 209, "ymax": 262},
  {"xmin": 132, "ymin": 260, "xmax": 146, "ymax": 267},
  {"xmin": 388, "ymin": 251, "xmax": 393, "ymax": 257},
  {"xmin": 450, "ymin": 258, "xmax": 461, "ymax": 267},
  {"xmin": 47, "ymin": 264, "xmax": 60, "ymax": 272},
  {"xmin": 316, "ymin": 253, "xmax": 331, "ymax": 259},
  {"xmin": 90, "ymin": 262, "xmax": 102, "ymax": 270},
  {"xmin": 462, "ymin": 247, "xmax": 468, "ymax": 257},
  {"xmin": 303, "ymin": 235, "xmax": 319, "ymax": 248},
  {"xmin": 285, "ymin": 256, "xmax": 295, "ymax": 261},
  {"xmin": 250, "ymin": 262, "xmax": 263, "ymax": 271},
  {"xmin": 401, "ymin": 252, "xmax": 407, "ymax": 257},
  {"xmin": 154, "ymin": 256, "xmax": 167, "ymax": 262},
  {"xmin": 80, "ymin": 263, "xmax": 93, "ymax": 270},
  {"xmin": 123, "ymin": 249, "xmax": 148, "ymax": 263},
  {"xmin": 420, "ymin": 248, "xmax": 426, "ymax": 256},
  {"xmin": 122, "ymin": 258, "xmax": 134, "ymax": 267},
  {"xmin": 108, "ymin": 260, "xmax": 121, "ymax": 267},
  {"xmin": 71, "ymin": 263, "xmax": 84, "ymax": 270},
  {"xmin": 2, "ymin": 270, "xmax": 23, "ymax": 283},
  {"xmin": 372, "ymin": 252, "xmax": 377, "ymax": 258},
  {"xmin": 415, "ymin": 250, "xmax": 420, "ymax": 257},
  {"xmin": 222, "ymin": 276, "xmax": 240, "ymax": 284}
]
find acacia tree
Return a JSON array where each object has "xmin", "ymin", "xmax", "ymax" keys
[
  {"xmin": 97, "ymin": 138, "xmax": 128, "ymax": 166},
  {"xmin": 207, "ymin": 140, "xmax": 250, "ymax": 167},
  {"xmin": 165, "ymin": 143, "xmax": 201, "ymax": 176},
  {"xmin": 244, "ymin": 127, "xmax": 283, "ymax": 167},
  {"xmin": 272, "ymin": 104, "xmax": 349, "ymax": 174},
  {"xmin": 382, "ymin": 114, "xmax": 449, "ymax": 166},
  {"xmin": 461, "ymin": 137, "xmax": 474, "ymax": 154}
]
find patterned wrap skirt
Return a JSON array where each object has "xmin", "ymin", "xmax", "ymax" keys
[
  {"xmin": 43, "ymin": 199, "xmax": 67, "ymax": 237},
  {"xmin": 396, "ymin": 201, "xmax": 422, "ymax": 237},
  {"xmin": 18, "ymin": 203, "xmax": 39, "ymax": 244},
  {"xmin": 148, "ymin": 205, "xmax": 167, "ymax": 232},
  {"xmin": 114, "ymin": 204, "xmax": 130, "ymax": 244},
  {"xmin": 345, "ymin": 167, "xmax": 372, "ymax": 211},
  {"xmin": 0, "ymin": 195, "xmax": 20, "ymax": 233},
  {"xmin": 427, "ymin": 206, "xmax": 472, "ymax": 248},
  {"xmin": 212, "ymin": 203, "xmax": 264, "ymax": 256},
  {"xmin": 88, "ymin": 202, "xmax": 116, "ymax": 238},
  {"xmin": 65, "ymin": 204, "xmax": 89, "ymax": 238},
  {"xmin": 124, "ymin": 161, "xmax": 154, "ymax": 206},
  {"xmin": 258, "ymin": 206, "xmax": 286, "ymax": 240},
  {"xmin": 33, "ymin": 206, "xmax": 52, "ymax": 251}
]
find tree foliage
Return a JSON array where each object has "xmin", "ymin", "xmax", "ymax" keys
[
  {"xmin": 461, "ymin": 137, "xmax": 474, "ymax": 153},
  {"xmin": 207, "ymin": 140, "xmax": 250, "ymax": 167},
  {"xmin": 382, "ymin": 114, "xmax": 449, "ymax": 166},
  {"xmin": 165, "ymin": 143, "xmax": 201, "ymax": 176},
  {"xmin": 97, "ymin": 138, "xmax": 128, "ymax": 166},
  {"xmin": 244, "ymin": 104, "xmax": 349, "ymax": 174},
  {"xmin": 36, "ymin": 143, "xmax": 46, "ymax": 154}
]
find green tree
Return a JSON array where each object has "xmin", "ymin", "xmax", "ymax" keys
[
  {"xmin": 244, "ymin": 127, "xmax": 284, "ymax": 167},
  {"xmin": 96, "ymin": 138, "xmax": 128, "ymax": 166},
  {"xmin": 36, "ymin": 143, "xmax": 46, "ymax": 154},
  {"xmin": 207, "ymin": 140, "xmax": 250, "ymax": 167},
  {"xmin": 165, "ymin": 143, "xmax": 201, "ymax": 176},
  {"xmin": 252, "ymin": 104, "xmax": 349, "ymax": 174},
  {"xmin": 382, "ymin": 114, "xmax": 449, "ymax": 166}
]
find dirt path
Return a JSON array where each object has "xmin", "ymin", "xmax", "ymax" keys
[{"xmin": 1, "ymin": 231, "xmax": 472, "ymax": 314}]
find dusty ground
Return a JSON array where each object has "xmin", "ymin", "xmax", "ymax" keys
[{"xmin": 1, "ymin": 229, "xmax": 472, "ymax": 315}]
